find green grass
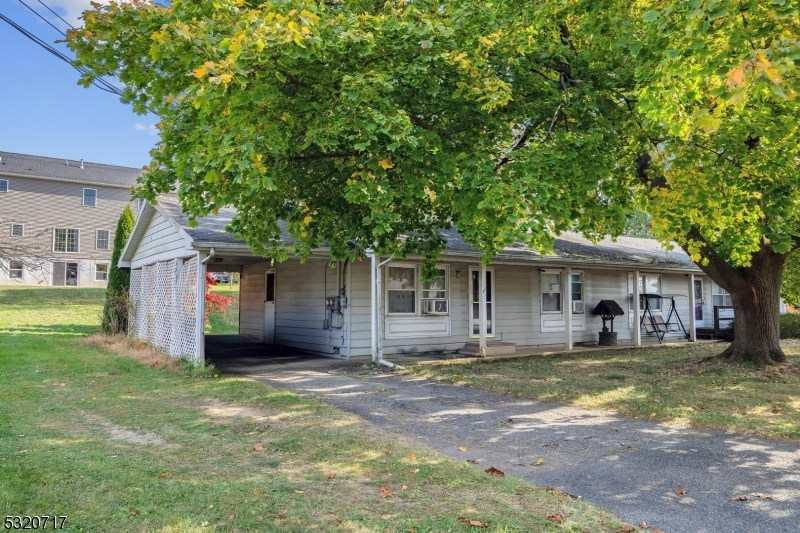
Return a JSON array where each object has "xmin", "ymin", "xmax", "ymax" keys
[
  {"xmin": 0, "ymin": 286, "xmax": 625, "ymax": 532},
  {"xmin": 206, "ymin": 284, "xmax": 239, "ymax": 336},
  {"xmin": 404, "ymin": 342, "xmax": 800, "ymax": 441}
]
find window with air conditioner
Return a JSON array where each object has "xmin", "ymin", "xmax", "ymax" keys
[{"xmin": 570, "ymin": 273, "xmax": 584, "ymax": 314}]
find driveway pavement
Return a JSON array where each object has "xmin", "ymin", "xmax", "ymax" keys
[{"xmin": 219, "ymin": 360, "xmax": 800, "ymax": 533}]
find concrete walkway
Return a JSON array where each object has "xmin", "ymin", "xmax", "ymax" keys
[{"xmin": 220, "ymin": 361, "xmax": 800, "ymax": 533}]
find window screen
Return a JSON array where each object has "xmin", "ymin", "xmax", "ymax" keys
[{"xmin": 387, "ymin": 266, "xmax": 415, "ymax": 314}]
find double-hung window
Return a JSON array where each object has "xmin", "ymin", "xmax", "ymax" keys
[
  {"xmin": 387, "ymin": 265, "xmax": 416, "ymax": 314},
  {"xmin": 0, "ymin": 179, "xmax": 8, "ymax": 193},
  {"xmin": 570, "ymin": 272, "xmax": 584, "ymax": 313},
  {"xmin": 95, "ymin": 263, "xmax": 109, "ymax": 281},
  {"xmin": 712, "ymin": 286, "xmax": 733, "ymax": 307},
  {"xmin": 638, "ymin": 274, "xmax": 662, "ymax": 311},
  {"xmin": 10, "ymin": 223, "xmax": 23, "ymax": 237},
  {"xmin": 96, "ymin": 229, "xmax": 110, "ymax": 250},
  {"xmin": 83, "ymin": 188, "xmax": 97, "ymax": 207},
  {"xmin": 9, "ymin": 261, "xmax": 23, "ymax": 279},
  {"xmin": 54, "ymin": 228, "xmax": 80, "ymax": 253},
  {"xmin": 421, "ymin": 268, "xmax": 448, "ymax": 314},
  {"xmin": 541, "ymin": 272, "xmax": 562, "ymax": 313}
]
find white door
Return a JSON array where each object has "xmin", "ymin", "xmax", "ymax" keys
[
  {"xmin": 264, "ymin": 270, "xmax": 275, "ymax": 344},
  {"xmin": 694, "ymin": 278, "xmax": 704, "ymax": 327},
  {"xmin": 469, "ymin": 267, "xmax": 494, "ymax": 338}
]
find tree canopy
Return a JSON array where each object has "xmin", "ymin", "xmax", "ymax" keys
[{"xmin": 71, "ymin": 0, "xmax": 800, "ymax": 362}]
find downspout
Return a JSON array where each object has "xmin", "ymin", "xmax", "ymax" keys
[{"xmin": 369, "ymin": 251, "xmax": 403, "ymax": 369}]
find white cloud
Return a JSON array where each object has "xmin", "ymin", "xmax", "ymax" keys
[
  {"xmin": 45, "ymin": 1, "xmax": 109, "ymax": 26},
  {"xmin": 134, "ymin": 123, "xmax": 159, "ymax": 136}
]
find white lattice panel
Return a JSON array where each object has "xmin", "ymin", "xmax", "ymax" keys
[
  {"xmin": 142, "ymin": 263, "xmax": 158, "ymax": 345},
  {"xmin": 176, "ymin": 256, "xmax": 199, "ymax": 360},
  {"xmin": 129, "ymin": 269, "xmax": 142, "ymax": 337}
]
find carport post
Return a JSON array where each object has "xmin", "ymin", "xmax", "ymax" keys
[
  {"xmin": 565, "ymin": 267, "xmax": 573, "ymax": 350},
  {"xmin": 688, "ymin": 273, "xmax": 697, "ymax": 342},
  {"xmin": 479, "ymin": 262, "xmax": 487, "ymax": 358},
  {"xmin": 634, "ymin": 270, "xmax": 641, "ymax": 346},
  {"xmin": 195, "ymin": 253, "xmax": 208, "ymax": 366},
  {"xmin": 369, "ymin": 251, "xmax": 377, "ymax": 364}
]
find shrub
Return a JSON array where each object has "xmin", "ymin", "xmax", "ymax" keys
[
  {"xmin": 102, "ymin": 205, "xmax": 136, "ymax": 333},
  {"xmin": 780, "ymin": 313, "xmax": 800, "ymax": 339}
]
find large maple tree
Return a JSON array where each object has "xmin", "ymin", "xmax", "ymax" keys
[{"xmin": 70, "ymin": 0, "xmax": 800, "ymax": 365}]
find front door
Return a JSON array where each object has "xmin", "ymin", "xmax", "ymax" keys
[
  {"xmin": 694, "ymin": 279, "xmax": 704, "ymax": 327},
  {"xmin": 469, "ymin": 267, "xmax": 494, "ymax": 337},
  {"xmin": 264, "ymin": 270, "xmax": 275, "ymax": 344}
]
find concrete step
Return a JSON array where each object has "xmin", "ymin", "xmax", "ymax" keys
[{"xmin": 458, "ymin": 341, "xmax": 516, "ymax": 356}]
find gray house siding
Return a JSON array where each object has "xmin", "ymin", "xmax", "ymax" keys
[{"xmin": 0, "ymin": 173, "xmax": 138, "ymax": 287}]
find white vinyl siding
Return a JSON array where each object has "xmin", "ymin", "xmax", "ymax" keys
[
  {"xmin": 53, "ymin": 228, "xmax": 80, "ymax": 253},
  {"xmin": 96, "ymin": 229, "xmax": 110, "ymax": 250},
  {"xmin": 83, "ymin": 188, "xmax": 97, "ymax": 207},
  {"xmin": 10, "ymin": 223, "xmax": 23, "ymax": 237},
  {"xmin": 95, "ymin": 263, "xmax": 109, "ymax": 281},
  {"xmin": 130, "ymin": 211, "xmax": 188, "ymax": 265}
]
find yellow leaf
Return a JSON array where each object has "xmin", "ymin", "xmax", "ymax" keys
[
  {"xmin": 453, "ymin": 52, "xmax": 468, "ymax": 61},
  {"xmin": 295, "ymin": 490, "xmax": 305, "ymax": 494},
  {"xmin": 253, "ymin": 489, "xmax": 265, "ymax": 494},
  {"xmin": 220, "ymin": 73, "xmax": 232, "ymax": 84},
  {"xmin": 193, "ymin": 66, "xmax": 208, "ymax": 78},
  {"xmin": 409, "ymin": 453, "xmax": 416, "ymax": 461},
  {"xmin": 534, "ymin": 457, "xmax": 544, "ymax": 466},
  {"xmin": 303, "ymin": 215, "xmax": 313, "ymax": 225},
  {"xmin": 378, "ymin": 159, "xmax": 394, "ymax": 170},
  {"xmin": 458, "ymin": 446, "xmax": 467, "ymax": 452}
]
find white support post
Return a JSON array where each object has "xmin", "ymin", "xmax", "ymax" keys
[
  {"xmin": 634, "ymin": 270, "xmax": 642, "ymax": 347},
  {"xmin": 370, "ymin": 251, "xmax": 378, "ymax": 364},
  {"xmin": 376, "ymin": 261, "xmax": 384, "ymax": 361},
  {"xmin": 688, "ymin": 274, "xmax": 697, "ymax": 342},
  {"xmin": 479, "ymin": 262, "xmax": 487, "ymax": 358},
  {"xmin": 565, "ymin": 267, "xmax": 573, "ymax": 351},
  {"xmin": 195, "ymin": 254, "xmax": 207, "ymax": 366}
]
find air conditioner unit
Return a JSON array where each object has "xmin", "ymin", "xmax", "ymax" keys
[{"xmin": 572, "ymin": 301, "xmax": 584, "ymax": 313}]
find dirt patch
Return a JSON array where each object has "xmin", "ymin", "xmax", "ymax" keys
[
  {"xmin": 85, "ymin": 334, "xmax": 183, "ymax": 372},
  {"xmin": 82, "ymin": 411, "xmax": 179, "ymax": 448}
]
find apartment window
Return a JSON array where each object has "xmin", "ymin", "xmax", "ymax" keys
[
  {"xmin": 387, "ymin": 265, "xmax": 416, "ymax": 314},
  {"xmin": 9, "ymin": 261, "xmax": 23, "ymax": 279},
  {"xmin": 541, "ymin": 272, "xmax": 561, "ymax": 313},
  {"xmin": 421, "ymin": 268, "xmax": 448, "ymax": 314},
  {"xmin": 10, "ymin": 223, "xmax": 23, "ymax": 237},
  {"xmin": 712, "ymin": 286, "xmax": 733, "ymax": 307},
  {"xmin": 638, "ymin": 274, "xmax": 662, "ymax": 311},
  {"xmin": 54, "ymin": 228, "xmax": 80, "ymax": 253},
  {"xmin": 83, "ymin": 188, "xmax": 97, "ymax": 207},
  {"xmin": 96, "ymin": 229, "xmax": 110, "ymax": 250},
  {"xmin": 95, "ymin": 263, "xmax": 109, "ymax": 281},
  {"xmin": 570, "ymin": 272, "xmax": 584, "ymax": 313},
  {"xmin": 0, "ymin": 179, "xmax": 8, "ymax": 193}
]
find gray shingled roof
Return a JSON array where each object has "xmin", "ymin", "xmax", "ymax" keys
[
  {"xmin": 0, "ymin": 151, "xmax": 142, "ymax": 187},
  {"xmin": 156, "ymin": 197, "xmax": 695, "ymax": 269}
]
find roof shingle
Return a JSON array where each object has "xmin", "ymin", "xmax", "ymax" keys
[{"xmin": 0, "ymin": 151, "xmax": 142, "ymax": 188}]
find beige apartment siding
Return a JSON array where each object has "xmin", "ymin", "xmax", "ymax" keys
[
  {"xmin": 130, "ymin": 210, "xmax": 188, "ymax": 265},
  {"xmin": 0, "ymin": 257, "xmax": 113, "ymax": 288}
]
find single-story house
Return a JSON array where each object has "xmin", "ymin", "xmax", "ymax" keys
[{"xmin": 120, "ymin": 197, "xmax": 734, "ymax": 365}]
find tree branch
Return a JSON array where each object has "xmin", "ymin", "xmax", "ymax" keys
[{"xmin": 289, "ymin": 151, "xmax": 359, "ymax": 161}]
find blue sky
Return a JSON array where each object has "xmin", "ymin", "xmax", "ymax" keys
[{"xmin": 0, "ymin": 0, "xmax": 158, "ymax": 169}]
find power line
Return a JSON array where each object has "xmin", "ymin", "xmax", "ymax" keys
[
  {"xmin": 0, "ymin": 8, "xmax": 124, "ymax": 96},
  {"xmin": 36, "ymin": 0, "xmax": 74, "ymax": 30},
  {"xmin": 17, "ymin": 0, "xmax": 66, "ymax": 37}
]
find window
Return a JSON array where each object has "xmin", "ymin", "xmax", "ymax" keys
[
  {"xmin": 54, "ymin": 228, "xmax": 80, "ymax": 253},
  {"xmin": 95, "ymin": 263, "xmax": 109, "ymax": 281},
  {"xmin": 0, "ymin": 179, "xmax": 7, "ymax": 193},
  {"xmin": 137, "ymin": 198, "xmax": 146, "ymax": 212},
  {"xmin": 638, "ymin": 274, "xmax": 662, "ymax": 311},
  {"xmin": 541, "ymin": 272, "xmax": 561, "ymax": 313},
  {"xmin": 83, "ymin": 188, "xmax": 97, "ymax": 207},
  {"xmin": 10, "ymin": 224, "xmax": 23, "ymax": 237},
  {"xmin": 9, "ymin": 261, "xmax": 23, "ymax": 279},
  {"xmin": 570, "ymin": 273, "xmax": 584, "ymax": 313},
  {"xmin": 421, "ymin": 268, "xmax": 448, "ymax": 314},
  {"xmin": 96, "ymin": 229, "xmax": 110, "ymax": 250},
  {"xmin": 712, "ymin": 286, "xmax": 733, "ymax": 307},
  {"xmin": 387, "ymin": 265, "xmax": 416, "ymax": 314}
]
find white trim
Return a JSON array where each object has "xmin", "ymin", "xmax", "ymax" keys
[
  {"xmin": 128, "ymin": 248, "xmax": 196, "ymax": 270},
  {"xmin": 52, "ymin": 228, "xmax": 80, "ymax": 254},
  {"xmin": 468, "ymin": 265, "xmax": 496, "ymax": 339},
  {"xmin": 10, "ymin": 223, "xmax": 23, "ymax": 237},
  {"xmin": 0, "ymin": 171, "xmax": 133, "ymax": 190},
  {"xmin": 82, "ymin": 188, "xmax": 98, "ymax": 207},
  {"xmin": 95, "ymin": 229, "xmax": 111, "ymax": 250},
  {"xmin": 94, "ymin": 262, "xmax": 110, "ymax": 281}
]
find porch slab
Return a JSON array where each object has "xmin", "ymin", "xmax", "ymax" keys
[{"xmin": 458, "ymin": 341, "xmax": 516, "ymax": 356}]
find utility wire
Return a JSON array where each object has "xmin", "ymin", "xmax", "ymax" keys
[
  {"xmin": 3, "ymin": 4, "xmax": 124, "ymax": 96},
  {"xmin": 36, "ymin": 0, "xmax": 74, "ymax": 30}
]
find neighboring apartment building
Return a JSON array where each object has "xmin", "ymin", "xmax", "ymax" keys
[{"xmin": 0, "ymin": 151, "xmax": 141, "ymax": 287}]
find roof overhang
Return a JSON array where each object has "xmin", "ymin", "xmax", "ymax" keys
[{"xmin": 0, "ymin": 170, "xmax": 135, "ymax": 190}]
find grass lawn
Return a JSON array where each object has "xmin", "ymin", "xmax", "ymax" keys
[
  {"xmin": 207, "ymin": 284, "xmax": 239, "ymax": 336},
  {"xmin": 0, "ymin": 286, "xmax": 625, "ymax": 532},
  {"xmin": 404, "ymin": 342, "xmax": 800, "ymax": 441}
]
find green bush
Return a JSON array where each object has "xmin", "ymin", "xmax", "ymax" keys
[
  {"xmin": 102, "ymin": 205, "xmax": 136, "ymax": 334},
  {"xmin": 779, "ymin": 313, "xmax": 800, "ymax": 339}
]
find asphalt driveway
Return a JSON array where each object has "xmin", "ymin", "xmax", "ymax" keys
[{"xmin": 219, "ymin": 360, "xmax": 800, "ymax": 533}]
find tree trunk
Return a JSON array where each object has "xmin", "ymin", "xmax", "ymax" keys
[{"xmin": 717, "ymin": 251, "xmax": 786, "ymax": 366}]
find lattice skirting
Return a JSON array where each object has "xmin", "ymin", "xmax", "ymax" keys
[{"xmin": 128, "ymin": 256, "xmax": 200, "ymax": 361}]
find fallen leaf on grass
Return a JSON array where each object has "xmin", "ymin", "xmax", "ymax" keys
[
  {"xmin": 653, "ymin": 529, "xmax": 665, "ymax": 533},
  {"xmin": 620, "ymin": 525, "xmax": 635, "ymax": 533},
  {"xmin": 294, "ymin": 490, "xmax": 305, "ymax": 494},
  {"xmin": 227, "ymin": 515, "xmax": 233, "ymax": 521},
  {"xmin": 402, "ymin": 485, "xmax": 408, "ymax": 491},
  {"xmin": 381, "ymin": 484, "xmax": 393, "ymax": 498},
  {"xmin": 533, "ymin": 457, "xmax": 544, "ymax": 466},
  {"xmin": 458, "ymin": 516, "xmax": 488, "ymax": 528},
  {"xmin": 542, "ymin": 486, "xmax": 563, "ymax": 495},
  {"xmin": 410, "ymin": 468, "xmax": 420, "ymax": 473},
  {"xmin": 546, "ymin": 514, "xmax": 564, "ymax": 524},
  {"xmin": 639, "ymin": 522, "xmax": 648, "ymax": 529},
  {"xmin": 754, "ymin": 494, "xmax": 776, "ymax": 500},
  {"xmin": 253, "ymin": 489, "xmax": 265, "ymax": 495},
  {"xmin": 129, "ymin": 509, "xmax": 139, "ymax": 517},
  {"xmin": 728, "ymin": 495, "xmax": 748, "ymax": 501},
  {"xmin": 266, "ymin": 510, "xmax": 287, "ymax": 518},
  {"xmin": 157, "ymin": 472, "xmax": 169, "ymax": 478},
  {"xmin": 410, "ymin": 453, "xmax": 416, "ymax": 461},
  {"xmin": 484, "ymin": 466, "xmax": 505, "ymax": 477},
  {"xmin": 325, "ymin": 473, "xmax": 336, "ymax": 480},
  {"xmin": 458, "ymin": 446, "xmax": 468, "ymax": 452},
  {"xmin": 254, "ymin": 445, "xmax": 265, "ymax": 451},
  {"xmin": 674, "ymin": 488, "xmax": 686, "ymax": 496},
  {"xmin": 467, "ymin": 459, "xmax": 479, "ymax": 464}
]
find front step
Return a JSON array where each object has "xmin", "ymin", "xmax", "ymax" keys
[{"xmin": 458, "ymin": 341, "xmax": 516, "ymax": 356}]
